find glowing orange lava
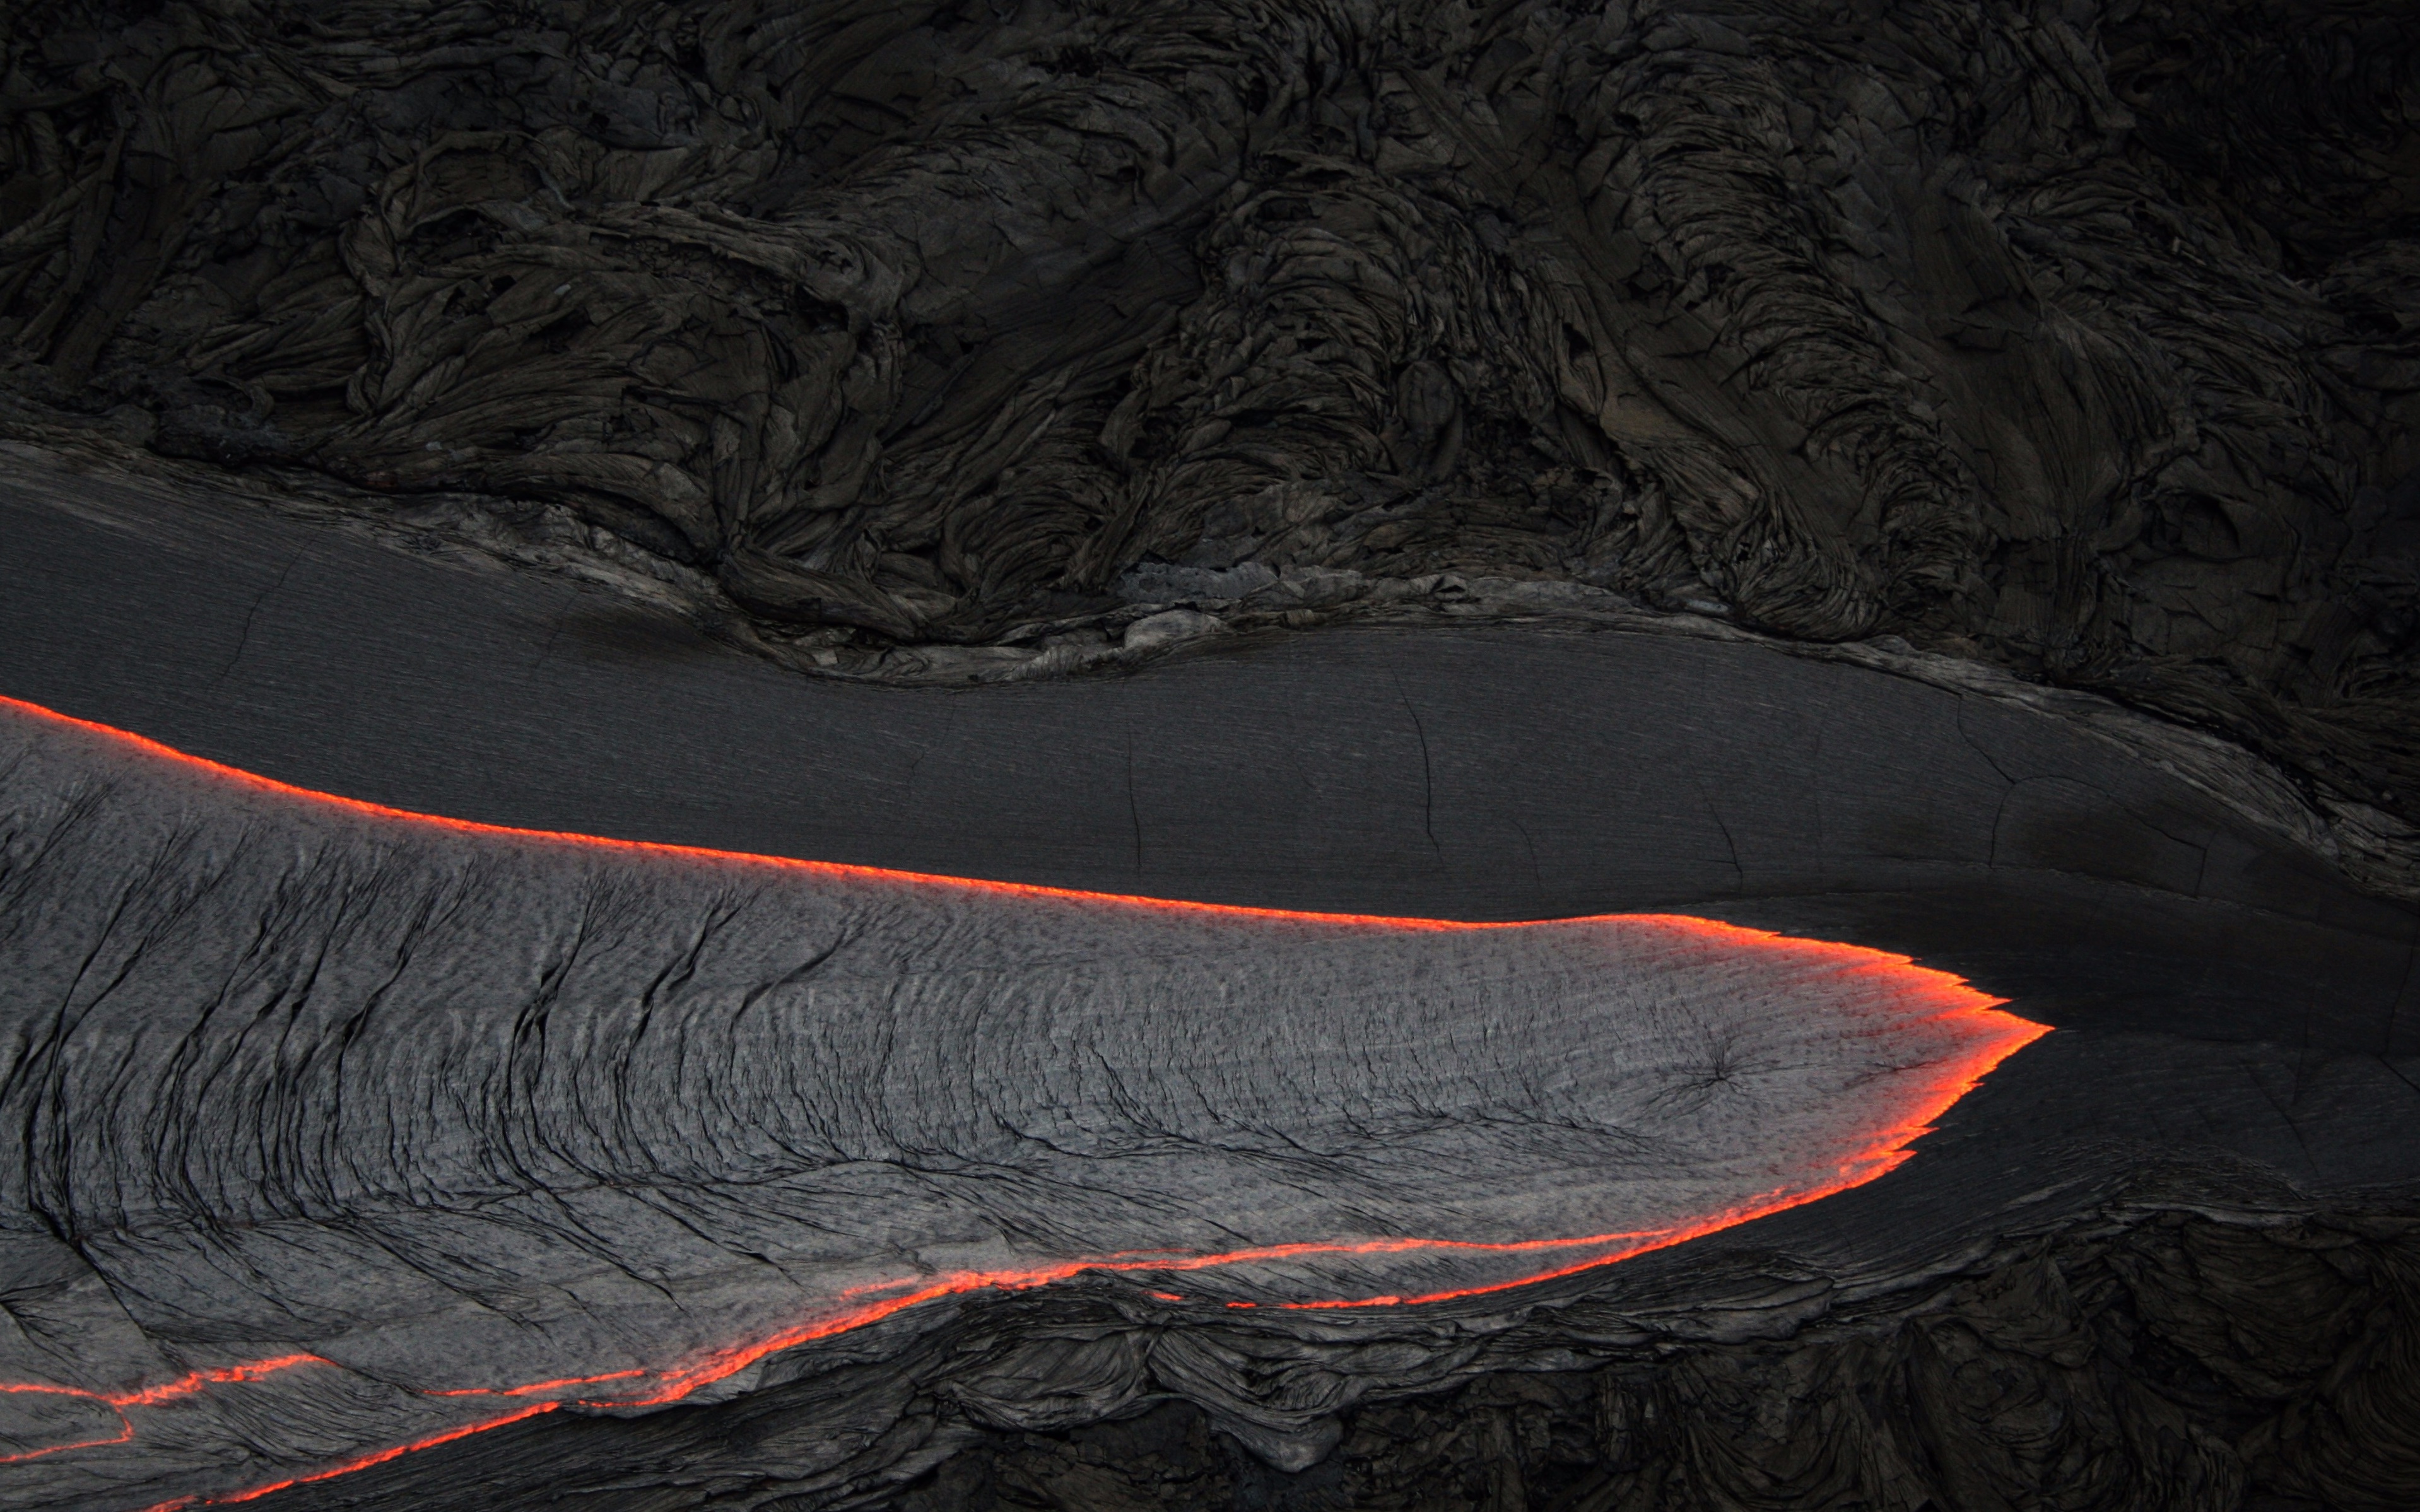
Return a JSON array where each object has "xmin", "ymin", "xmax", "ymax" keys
[
  {"xmin": 0, "ymin": 1356, "xmax": 330, "ymax": 1466},
  {"xmin": 0, "ymin": 694, "xmax": 2047, "ymax": 1508}
]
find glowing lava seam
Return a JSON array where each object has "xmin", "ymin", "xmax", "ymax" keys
[
  {"xmin": 0, "ymin": 694, "xmax": 2048, "ymax": 1509},
  {"xmin": 0, "ymin": 1357, "xmax": 330, "ymax": 1466}
]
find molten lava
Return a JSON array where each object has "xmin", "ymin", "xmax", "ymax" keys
[{"xmin": 0, "ymin": 694, "xmax": 2046, "ymax": 1509}]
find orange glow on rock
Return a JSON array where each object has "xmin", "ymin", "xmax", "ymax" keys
[
  {"xmin": 425, "ymin": 1369, "xmax": 648, "ymax": 1399},
  {"xmin": 0, "ymin": 1356, "xmax": 329, "ymax": 1467},
  {"xmin": 130, "ymin": 1402, "xmax": 564, "ymax": 1512},
  {"xmin": 0, "ymin": 694, "xmax": 2047, "ymax": 1507}
]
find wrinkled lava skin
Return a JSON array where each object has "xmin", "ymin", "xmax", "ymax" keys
[
  {"xmin": 0, "ymin": 696, "xmax": 2040, "ymax": 1509},
  {"xmin": 6, "ymin": 0, "xmax": 2417, "ymax": 845}
]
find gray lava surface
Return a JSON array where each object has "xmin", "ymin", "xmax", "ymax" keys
[
  {"xmin": 0, "ymin": 459, "xmax": 2414, "ymax": 1509},
  {"xmin": 0, "ymin": 692, "xmax": 2035, "ymax": 1508}
]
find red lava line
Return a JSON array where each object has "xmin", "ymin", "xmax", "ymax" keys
[
  {"xmin": 133, "ymin": 1402, "xmax": 563, "ymax": 1512},
  {"xmin": 0, "ymin": 693, "xmax": 2048, "ymax": 1507},
  {"xmin": 0, "ymin": 1356, "xmax": 331, "ymax": 1467},
  {"xmin": 1, "ymin": 694, "xmax": 1503, "ymax": 930},
  {"xmin": 426, "ymin": 1369, "xmax": 646, "ymax": 1398},
  {"xmin": 107, "ymin": 1355, "xmax": 334, "ymax": 1409},
  {"xmin": 0, "ymin": 1418, "xmax": 133, "ymax": 1465},
  {"xmin": 0, "ymin": 695, "xmax": 2006, "ymax": 952}
]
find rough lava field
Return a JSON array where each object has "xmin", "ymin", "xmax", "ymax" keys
[{"xmin": 2, "ymin": 0, "xmax": 2417, "ymax": 1505}]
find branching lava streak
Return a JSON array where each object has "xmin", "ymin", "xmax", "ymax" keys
[{"xmin": 0, "ymin": 1356, "xmax": 331, "ymax": 1467}]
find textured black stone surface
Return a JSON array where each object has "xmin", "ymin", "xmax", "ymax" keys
[
  {"xmin": 4, "ymin": 0, "xmax": 2417, "ymax": 833},
  {"xmin": 4, "ymin": 0, "xmax": 2419, "ymax": 1501},
  {"xmin": 3, "ymin": 457, "xmax": 2415, "ymax": 1508}
]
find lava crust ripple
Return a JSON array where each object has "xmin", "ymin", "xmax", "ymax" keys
[{"xmin": 0, "ymin": 696, "xmax": 2043, "ymax": 1508}]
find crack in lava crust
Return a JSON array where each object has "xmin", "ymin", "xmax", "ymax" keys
[{"xmin": 0, "ymin": 695, "xmax": 2046, "ymax": 1509}]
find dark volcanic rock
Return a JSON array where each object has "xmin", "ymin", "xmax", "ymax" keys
[
  {"xmin": 207, "ymin": 1209, "xmax": 2420, "ymax": 1512},
  {"xmin": 3, "ymin": 1, "xmax": 2420, "ymax": 1506},
  {"xmin": 897, "ymin": 1210, "xmax": 2420, "ymax": 1512},
  {"xmin": 0, "ymin": 462, "xmax": 2416, "ymax": 1509},
  {"xmin": 1, "ymin": 0, "xmax": 2417, "ymax": 834}
]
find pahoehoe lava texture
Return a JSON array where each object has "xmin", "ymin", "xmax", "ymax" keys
[
  {"xmin": 886, "ymin": 1209, "xmax": 2420, "ymax": 1512},
  {"xmin": 3, "ymin": 0, "xmax": 2418, "ymax": 831},
  {"xmin": 3, "ymin": 465, "xmax": 2418, "ymax": 1508},
  {"xmin": 0, "ymin": 698, "xmax": 2040, "ymax": 1509}
]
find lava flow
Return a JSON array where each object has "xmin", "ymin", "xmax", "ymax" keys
[
  {"xmin": 0, "ymin": 1357, "xmax": 329, "ymax": 1467},
  {"xmin": 0, "ymin": 694, "xmax": 2048, "ymax": 1509}
]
